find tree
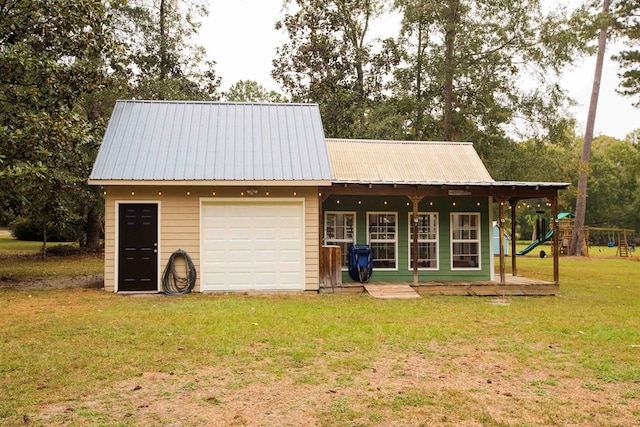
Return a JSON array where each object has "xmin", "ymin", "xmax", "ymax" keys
[
  {"xmin": 0, "ymin": 0, "xmax": 114, "ymax": 251},
  {"xmin": 570, "ymin": 0, "xmax": 612, "ymax": 256},
  {"xmin": 613, "ymin": 0, "xmax": 640, "ymax": 105},
  {"xmin": 272, "ymin": 0, "xmax": 387, "ymax": 137},
  {"xmin": 117, "ymin": 0, "xmax": 222, "ymax": 100},
  {"xmin": 225, "ymin": 80, "xmax": 286, "ymax": 102},
  {"xmin": 391, "ymin": 0, "xmax": 590, "ymax": 146}
]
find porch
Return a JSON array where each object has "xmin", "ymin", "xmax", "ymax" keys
[{"xmin": 320, "ymin": 275, "xmax": 558, "ymax": 296}]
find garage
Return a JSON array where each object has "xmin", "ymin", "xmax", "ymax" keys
[{"xmin": 200, "ymin": 199, "xmax": 305, "ymax": 291}]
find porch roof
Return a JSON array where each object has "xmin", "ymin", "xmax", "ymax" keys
[
  {"xmin": 324, "ymin": 138, "xmax": 569, "ymax": 197},
  {"xmin": 326, "ymin": 138, "xmax": 494, "ymax": 185}
]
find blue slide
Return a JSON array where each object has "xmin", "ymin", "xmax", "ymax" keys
[{"xmin": 517, "ymin": 228, "xmax": 554, "ymax": 255}]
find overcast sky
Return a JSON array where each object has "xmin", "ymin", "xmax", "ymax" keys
[{"xmin": 197, "ymin": 0, "xmax": 638, "ymax": 140}]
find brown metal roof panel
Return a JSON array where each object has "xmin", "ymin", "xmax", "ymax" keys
[{"xmin": 326, "ymin": 139, "xmax": 494, "ymax": 184}]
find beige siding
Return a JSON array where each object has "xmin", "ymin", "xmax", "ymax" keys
[{"xmin": 102, "ymin": 185, "xmax": 321, "ymax": 292}]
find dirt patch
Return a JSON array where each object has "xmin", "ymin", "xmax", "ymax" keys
[
  {"xmin": 33, "ymin": 347, "xmax": 640, "ymax": 426},
  {"xmin": 0, "ymin": 275, "xmax": 103, "ymax": 290}
]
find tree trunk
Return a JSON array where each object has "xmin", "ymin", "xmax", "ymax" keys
[
  {"xmin": 85, "ymin": 202, "xmax": 102, "ymax": 251},
  {"xmin": 41, "ymin": 223, "xmax": 48, "ymax": 260},
  {"xmin": 570, "ymin": 0, "xmax": 610, "ymax": 256},
  {"xmin": 414, "ymin": 19, "xmax": 424, "ymax": 140},
  {"xmin": 159, "ymin": 0, "xmax": 168, "ymax": 82},
  {"xmin": 442, "ymin": 0, "xmax": 459, "ymax": 141}
]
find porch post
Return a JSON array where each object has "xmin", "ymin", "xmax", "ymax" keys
[
  {"xmin": 499, "ymin": 201, "xmax": 506, "ymax": 284},
  {"xmin": 552, "ymin": 193, "xmax": 559, "ymax": 285},
  {"xmin": 409, "ymin": 195, "xmax": 423, "ymax": 286},
  {"xmin": 510, "ymin": 199, "xmax": 518, "ymax": 277}
]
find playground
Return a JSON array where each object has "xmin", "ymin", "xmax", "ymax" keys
[{"xmin": 514, "ymin": 212, "xmax": 636, "ymax": 258}]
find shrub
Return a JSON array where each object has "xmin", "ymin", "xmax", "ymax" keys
[{"xmin": 9, "ymin": 217, "xmax": 78, "ymax": 242}]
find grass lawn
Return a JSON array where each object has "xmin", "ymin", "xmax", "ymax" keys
[
  {"xmin": 0, "ymin": 232, "xmax": 103, "ymax": 279},
  {"xmin": 0, "ymin": 234, "xmax": 639, "ymax": 426}
]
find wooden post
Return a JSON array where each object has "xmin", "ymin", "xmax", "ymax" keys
[
  {"xmin": 409, "ymin": 195, "xmax": 424, "ymax": 286},
  {"xmin": 320, "ymin": 245, "xmax": 342, "ymax": 291},
  {"xmin": 552, "ymin": 195, "xmax": 559, "ymax": 285},
  {"xmin": 499, "ymin": 201, "xmax": 506, "ymax": 285},
  {"xmin": 510, "ymin": 199, "xmax": 518, "ymax": 277}
]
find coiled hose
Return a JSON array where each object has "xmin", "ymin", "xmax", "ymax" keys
[{"xmin": 162, "ymin": 249, "xmax": 196, "ymax": 295}]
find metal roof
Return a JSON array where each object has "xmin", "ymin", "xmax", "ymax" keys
[
  {"xmin": 326, "ymin": 138, "xmax": 495, "ymax": 185},
  {"xmin": 89, "ymin": 100, "xmax": 333, "ymax": 185}
]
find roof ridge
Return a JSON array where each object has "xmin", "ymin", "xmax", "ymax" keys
[
  {"xmin": 326, "ymin": 138, "xmax": 473, "ymax": 145},
  {"xmin": 116, "ymin": 99, "xmax": 319, "ymax": 107}
]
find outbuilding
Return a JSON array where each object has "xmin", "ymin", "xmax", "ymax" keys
[{"xmin": 90, "ymin": 100, "xmax": 568, "ymax": 295}]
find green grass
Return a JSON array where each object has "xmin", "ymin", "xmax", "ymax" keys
[
  {"xmin": 0, "ymin": 233, "xmax": 103, "ymax": 278},
  {"xmin": 1, "ymin": 235, "xmax": 639, "ymax": 425}
]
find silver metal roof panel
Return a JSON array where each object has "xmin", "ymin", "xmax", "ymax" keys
[{"xmin": 90, "ymin": 100, "xmax": 333, "ymax": 184}]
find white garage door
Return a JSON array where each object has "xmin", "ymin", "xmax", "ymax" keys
[{"xmin": 200, "ymin": 200, "xmax": 305, "ymax": 291}]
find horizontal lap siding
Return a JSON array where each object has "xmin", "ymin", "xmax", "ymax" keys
[
  {"xmin": 103, "ymin": 185, "xmax": 320, "ymax": 292},
  {"xmin": 103, "ymin": 196, "xmax": 116, "ymax": 292},
  {"xmin": 304, "ymin": 190, "xmax": 320, "ymax": 290},
  {"xmin": 322, "ymin": 195, "xmax": 492, "ymax": 283}
]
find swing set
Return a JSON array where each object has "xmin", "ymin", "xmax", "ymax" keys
[{"xmin": 556, "ymin": 219, "xmax": 635, "ymax": 257}]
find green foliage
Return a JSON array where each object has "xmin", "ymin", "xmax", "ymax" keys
[
  {"xmin": 0, "ymin": 0, "xmax": 114, "ymax": 251},
  {"xmin": 225, "ymin": 80, "xmax": 286, "ymax": 102},
  {"xmin": 391, "ymin": 0, "xmax": 589, "ymax": 146},
  {"xmin": 116, "ymin": 0, "xmax": 222, "ymax": 100},
  {"xmin": 9, "ymin": 218, "xmax": 77, "ymax": 242},
  {"xmin": 612, "ymin": 0, "xmax": 640, "ymax": 105},
  {"xmin": 272, "ymin": 0, "xmax": 388, "ymax": 137}
]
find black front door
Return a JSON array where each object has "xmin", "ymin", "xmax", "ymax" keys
[{"xmin": 118, "ymin": 203, "xmax": 158, "ymax": 292}]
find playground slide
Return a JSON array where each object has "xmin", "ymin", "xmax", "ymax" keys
[{"xmin": 516, "ymin": 229, "xmax": 554, "ymax": 256}]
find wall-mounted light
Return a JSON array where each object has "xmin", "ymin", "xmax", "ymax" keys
[
  {"xmin": 186, "ymin": 191, "xmax": 191, "ymax": 196},
  {"xmin": 212, "ymin": 191, "xmax": 216, "ymax": 196},
  {"xmin": 246, "ymin": 187, "xmax": 258, "ymax": 196},
  {"xmin": 158, "ymin": 191, "xmax": 162, "ymax": 196},
  {"xmin": 265, "ymin": 191, "xmax": 270, "ymax": 196}
]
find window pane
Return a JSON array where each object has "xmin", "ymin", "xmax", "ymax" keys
[
  {"xmin": 410, "ymin": 242, "xmax": 437, "ymax": 268},
  {"xmin": 409, "ymin": 213, "xmax": 438, "ymax": 269},
  {"xmin": 451, "ymin": 213, "xmax": 480, "ymax": 269},
  {"xmin": 368, "ymin": 213, "xmax": 397, "ymax": 269},
  {"xmin": 325, "ymin": 213, "xmax": 355, "ymax": 268},
  {"xmin": 452, "ymin": 242, "xmax": 479, "ymax": 268},
  {"xmin": 371, "ymin": 242, "xmax": 395, "ymax": 269}
]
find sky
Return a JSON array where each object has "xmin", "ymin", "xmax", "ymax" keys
[{"xmin": 197, "ymin": 0, "xmax": 638, "ymax": 140}]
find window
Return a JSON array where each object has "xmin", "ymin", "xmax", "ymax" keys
[
  {"xmin": 324, "ymin": 212, "xmax": 355, "ymax": 269},
  {"xmin": 408, "ymin": 213, "xmax": 438, "ymax": 270},
  {"xmin": 368, "ymin": 212, "xmax": 397, "ymax": 270},
  {"xmin": 451, "ymin": 213, "xmax": 481, "ymax": 270}
]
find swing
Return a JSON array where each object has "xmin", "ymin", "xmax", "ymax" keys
[{"xmin": 607, "ymin": 230, "xmax": 615, "ymax": 248}]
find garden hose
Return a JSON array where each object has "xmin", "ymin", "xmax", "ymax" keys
[{"xmin": 162, "ymin": 249, "xmax": 196, "ymax": 295}]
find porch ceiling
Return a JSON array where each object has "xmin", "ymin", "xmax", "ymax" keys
[{"xmin": 322, "ymin": 181, "xmax": 569, "ymax": 201}]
